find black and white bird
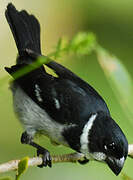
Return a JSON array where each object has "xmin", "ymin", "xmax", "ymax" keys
[{"xmin": 5, "ymin": 3, "xmax": 128, "ymax": 175}]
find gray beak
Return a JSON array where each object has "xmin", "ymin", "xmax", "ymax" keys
[{"xmin": 105, "ymin": 156, "xmax": 125, "ymax": 175}]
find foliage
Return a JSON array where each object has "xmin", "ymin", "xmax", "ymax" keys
[{"xmin": 51, "ymin": 32, "xmax": 96, "ymax": 58}]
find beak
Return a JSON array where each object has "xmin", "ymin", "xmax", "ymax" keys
[{"xmin": 105, "ymin": 156, "xmax": 125, "ymax": 176}]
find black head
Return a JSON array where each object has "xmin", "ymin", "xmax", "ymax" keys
[{"xmin": 88, "ymin": 112, "xmax": 128, "ymax": 175}]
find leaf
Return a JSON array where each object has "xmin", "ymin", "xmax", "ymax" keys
[
  {"xmin": 96, "ymin": 46, "xmax": 133, "ymax": 125},
  {"xmin": 69, "ymin": 32, "xmax": 96, "ymax": 55},
  {"xmin": 16, "ymin": 157, "xmax": 29, "ymax": 180},
  {"xmin": 48, "ymin": 32, "xmax": 96, "ymax": 59}
]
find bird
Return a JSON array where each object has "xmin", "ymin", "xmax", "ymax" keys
[{"xmin": 5, "ymin": 3, "xmax": 128, "ymax": 175}]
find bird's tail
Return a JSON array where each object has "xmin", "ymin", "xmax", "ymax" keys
[{"xmin": 5, "ymin": 3, "xmax": 41, "ymax": 63}]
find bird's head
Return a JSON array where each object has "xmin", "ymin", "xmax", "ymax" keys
[{"xmin": 80, "ymin": 112, "xmax": 128, "ymax": 175}]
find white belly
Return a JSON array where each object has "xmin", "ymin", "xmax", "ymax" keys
[{"xmin": 12, "ymin": 86, "xmax": 68, "ymax": 146}]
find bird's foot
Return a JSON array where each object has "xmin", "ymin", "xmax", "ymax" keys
[
  {"xmin": 37, "ymin": 147, "xmax": 52, "ymax": 168},
  {"xmin": 21, "ymin": 131, "xmax": 52, "ymax": 167}
]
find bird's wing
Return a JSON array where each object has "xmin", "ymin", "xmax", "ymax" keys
[
  {"xmin": 6, "ymin": 59, "xmax": 109, "ymax": 124},
  {"xmin": 46, "ymin": 61, "xmax": 110, "ymax": 113},
  {"xmin": 46, "ymin": 61, "xmax": 84, "ymax": 83},
  {"xmin": 6, "ymin": 63, "xmax": 110, "ymax": 125},
  {"xmin": 46, "ymin": 61, "xmax": 107, "ymax": 101}
]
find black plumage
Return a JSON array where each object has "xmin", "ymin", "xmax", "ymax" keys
[{"xmin": 5, "ymin": 4, "xmax": 41, "ymax": 55}]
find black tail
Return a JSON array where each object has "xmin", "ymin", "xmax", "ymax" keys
[{"xmin": 5, "ymin": 3, "xmax": 41, "ymax": 56}]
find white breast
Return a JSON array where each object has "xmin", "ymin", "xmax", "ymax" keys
[{"xmin": 12, "ymin": 86, "xmax": 69, "ymax": 146}]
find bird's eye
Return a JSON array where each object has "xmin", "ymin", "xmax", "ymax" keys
[{"xmin": 104, "ymin": 142, "xmax": 115, "ymax": 151}]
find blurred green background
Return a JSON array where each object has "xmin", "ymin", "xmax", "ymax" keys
[{"xmin": 0, "ymin": 0, "xmax": 133, "ymax": 179}]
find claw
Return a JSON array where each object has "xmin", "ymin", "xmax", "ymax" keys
[{"xmin": 37, "ymin": 148, "xmax": 52, "ymax": 168}]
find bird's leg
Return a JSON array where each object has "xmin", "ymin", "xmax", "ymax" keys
[{"xmin": 21, "ymin": 131, "xmax": 52, "ymax": 167}]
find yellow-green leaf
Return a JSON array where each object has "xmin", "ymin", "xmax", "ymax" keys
[{"xmin": 16, "ymin": 157, "xmax": 29, "ymax": 180}]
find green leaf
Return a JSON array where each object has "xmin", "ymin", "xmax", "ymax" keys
[
  {"xmin": 48, "ymin": 32, "xmax": 96, "ymax": 59},
  {"xmin": 69, "ymin": 32, "xmax": 96, "ymax": 55},
  {"xmin": 16, "ymin": 157, "xmax": 29, "ymax": 180},
  {"xmin": 0, "ymin": 177, "xmax": 12, "ymax": 180},
  {"xmin": 96, "ymin": 46, "xmax": 133, "ymax": 125}
]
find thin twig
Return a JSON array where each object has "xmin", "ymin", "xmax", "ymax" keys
[
  {"xmin": 0, "ymin": 144, "xmax": 133, "ymax": 174},
  {"xmin": 0, "ymin": 153, "xmax": 84, "ymax": 173}
]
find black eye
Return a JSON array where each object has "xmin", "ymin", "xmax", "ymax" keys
[{"xmin": 104, "ymin": 142, "xmax": 115, "ymax": 151}]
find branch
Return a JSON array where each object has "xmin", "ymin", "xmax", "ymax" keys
[
  {"xmin": 0, "ymin": 144, "xmax": 133, "ymax": 174},
  {"xmin": 0, "ymin": 153, "xmax": 84, "ymax": 173}
]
